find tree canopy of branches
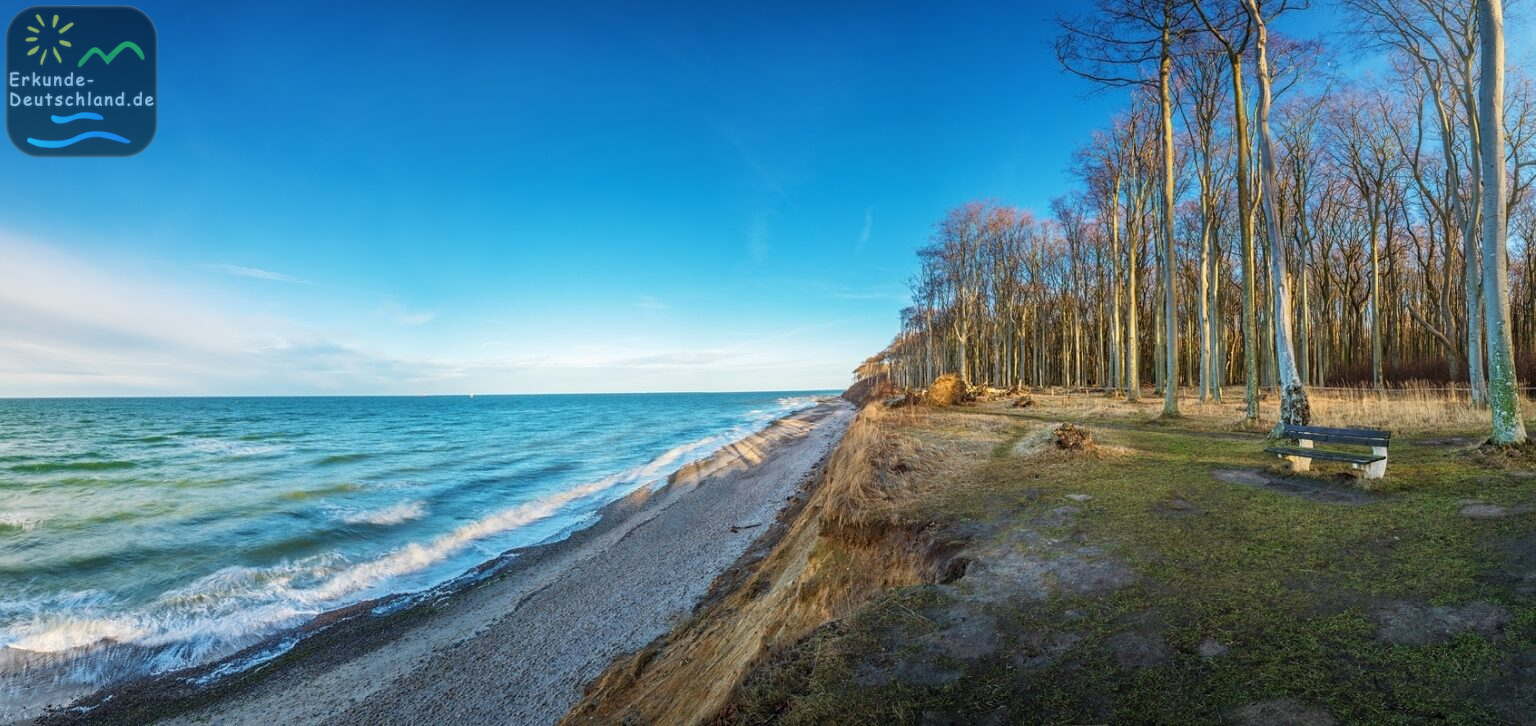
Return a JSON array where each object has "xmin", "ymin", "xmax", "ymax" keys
[{"xmin": 869, "ymin": 0, "xmax": 1531, "ymax": 445}]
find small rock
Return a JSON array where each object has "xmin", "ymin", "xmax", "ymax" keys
[
  {"xmin": 1065, "ymin": 493, "xmax": 1093, "ymax": 502},
  {"xmin": 1198, "ymin": 637, "xmax": 1229, "ymax": 657}
]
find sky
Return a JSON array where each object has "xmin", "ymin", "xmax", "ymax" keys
[{"xmin": 0, "ymin": 0, "xmax": 1385, "ymax": 396}]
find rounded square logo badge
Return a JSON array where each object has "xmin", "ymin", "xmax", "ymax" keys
[{"xmin": 6, "ymin": 5, "xmax": 156, "ymax": 157}]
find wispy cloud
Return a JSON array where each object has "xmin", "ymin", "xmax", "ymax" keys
[
  {"xmin": 634, "ymin": 295, "xmax": 668, "ymax": 311},
  {"xmin": 201, "ymin": 263, "xmax": 311, "ymax": 285},
  {"xmin": 0, "ymin": 233, "xmax": 853, "ymax": 395},
  {"xmin": 857, "ymin": 207, "xmax": 873, "ymax": 250}
]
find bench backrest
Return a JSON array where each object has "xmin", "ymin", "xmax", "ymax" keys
[{"xmin": 1278, "ymin": 424, "xmax": 1390, "ymax": 448}]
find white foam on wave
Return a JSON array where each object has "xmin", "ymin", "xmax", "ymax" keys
[
  {"xmin": 1, "ymin": 456, "xmax": 670, "ymax": 663},
  {"xmin": 340, "ymin": 501, "xmax": 427, "ymax": 525},
  {"xmin": 0, "ymin": 395, "xmax": 829, "ymax": 681},
  {"xmin": 186, "ymin": 438, "xmax": 290, "ymax": 458},
  {"xmin": 5, "ymin": 614, "xmax": 149, "ymax": 653},
  {"xmin": 0, "ymin": 512, "xmax": 42, "ymax": 532}
]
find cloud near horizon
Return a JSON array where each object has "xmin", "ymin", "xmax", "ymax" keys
[{"xmin": 0, "ymin": 234, "xmax": 840, "ymax": 396}]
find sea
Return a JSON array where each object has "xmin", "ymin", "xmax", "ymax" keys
[{"xmin": 0, "ymin": 391, "xmax": 830, "ymax": 717}]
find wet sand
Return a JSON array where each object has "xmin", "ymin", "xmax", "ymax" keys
[{"xmin": 43, "ymin": 400, "xmax": 853, "ymax": 725}]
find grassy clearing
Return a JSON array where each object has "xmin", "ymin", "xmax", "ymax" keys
[{"xmin": 724, "ymin": 394, "xmax": 1536, "ymax": 724}]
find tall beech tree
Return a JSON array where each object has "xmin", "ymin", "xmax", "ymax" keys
[
  {"xmin": 1244, "ymin": 0, "xmax": 1312, "ymax": 426},
  {"xmin": 1478, "ymin": 0, "xmax": 1529, "ymax": 444},
  {"xmin": 1193, "ymin": 0, "xmax": 1262, "ymax": 421},
  {"xmin": 1057, "ymin": 0, "xmax": 1192, "ymax": 417}
]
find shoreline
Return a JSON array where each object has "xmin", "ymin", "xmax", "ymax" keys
[{"xmin": 35, "ymin": 398, "xmax": 855, "ymax": 725}]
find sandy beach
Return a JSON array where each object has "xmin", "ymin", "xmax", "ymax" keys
[{"xmin": 42, "ymin": 399, "xmax": 853, "ymax": 725}]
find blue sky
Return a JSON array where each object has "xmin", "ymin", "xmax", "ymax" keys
[{"xmin": 0, "ymin": 0, "xmax": 1363, "ymax": 395}]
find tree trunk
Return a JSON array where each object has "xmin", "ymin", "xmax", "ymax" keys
[
  {"xmin": 1478, "ymin": 0, "xmax": 1529, "ymax": 444},
  {"xmin": 1370, "ymin": 207, "xmax": 1384, "ymax": 389},
  {"xmin": 1247, "ymin": 0, "xmax": 1310, "ymax": 428},
  {"xmin": 1233, "ymin": 56, "xmax": 1260, "ymax": 421},
  {"xmin": 1159, "ymin": 12, "xmax": 1180, "ymax": 417},
  {"xmin": 1127, "ymin": 193, "xmax": 1141, "ymax": 401}
]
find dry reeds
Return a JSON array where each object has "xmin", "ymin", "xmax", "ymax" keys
[{"xmin": 988, "ymin": 383, "xmax": 1535, "ymax": 437}]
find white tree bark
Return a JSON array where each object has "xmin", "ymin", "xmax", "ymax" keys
[
  {"xmin": 1246, "ymin": 0, "xmax": 1311, "ymax": 427},
  {"xmin": 1159, "ymin": 9, "xmax": 1181, "ymax": 417},
  {"xmin": 1478, "ymin": 0, "xmax": 1529, "ymax": 444}
]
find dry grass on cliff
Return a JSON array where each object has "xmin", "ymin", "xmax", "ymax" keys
[{"xmin": 562, "ymin": 405, "xmax": 978, "ymax": 726}]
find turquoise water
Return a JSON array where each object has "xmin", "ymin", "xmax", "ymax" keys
[{"xmin": 0, "ymin": 392, "xmax": 827, "ymax": 707}]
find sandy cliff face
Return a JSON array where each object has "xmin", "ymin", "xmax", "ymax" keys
[{"xmin": 563, "ymin": 400, "xmax": 966, "ymax": 725}]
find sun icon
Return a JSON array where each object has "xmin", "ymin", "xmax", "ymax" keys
[{"xmin": 24, "ymin": 13, "xmax": 73, "ymax": 66}]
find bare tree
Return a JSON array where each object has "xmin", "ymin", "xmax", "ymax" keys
[
  {"xmin": 1058, "ymin": 0, "xmax": 1192, "ymax": 416},
  {"xmin": 1243, "ymin": 0, "xmax": 1312, "ymax": 426},
  {"xmin": 1478, "ymin": 0, "xmax": 1529, "ymax": 444},
  {"xmin": 1342, "ymin": 0, "xmax": 1489, "ymax": 403},
  {"xmin": 1193, "ymin": 0, "xmax": 1262, "ymax": 421}
]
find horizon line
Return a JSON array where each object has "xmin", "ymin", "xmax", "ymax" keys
[{"xmin": 0, "ymin": 387, "xmax": 847, "ymax": 401}]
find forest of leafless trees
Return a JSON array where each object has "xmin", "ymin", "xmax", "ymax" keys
[{"xmin": 867, "ymin": 0, "xmax": 1532, "ymax": 443}]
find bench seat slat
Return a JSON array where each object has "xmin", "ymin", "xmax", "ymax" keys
[
  {"xmin": 1280, "ymin": 424, "xmax": 1391, "ymax": 441},
  {"xmin": 1264, "ymin": 446, "xmax": 1385, "ymax": 464},
  {"xmin": 1277, "ymin": 430, "xmax": 1389, "ymax": 447}
]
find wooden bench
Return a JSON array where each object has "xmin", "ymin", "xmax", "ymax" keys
[{"xmin": 1264, "ymin": 424, "xmax": 1391, "ymax": 480}]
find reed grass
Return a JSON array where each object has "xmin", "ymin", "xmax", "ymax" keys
[{"xmin": 977, "ymin": 382, "xmax": 1536, "ymax": 436}]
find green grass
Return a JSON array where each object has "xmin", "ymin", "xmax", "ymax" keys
[{"xmin": 726, "ymin": 404, "xmax": 1535, "ymax": 725}]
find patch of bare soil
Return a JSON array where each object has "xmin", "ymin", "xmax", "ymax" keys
[
  {"xmin": 1472, "ymin": 649, "xmax": 1536, "ymax": 722},
  {"xmin": 1102, "ymin": 611, "xmax": 1172, "ymax": 668},
  {"xmin": 1211, "ymin": 468, "xmax": 1382, "ymax": 505},
  {"xmin": 1479, "ymin": 533, "xmax": 1536, "ymax": 601},
  {"xmin": 852, "ymin": 601, "xmax": 999, "ymax": 689},
  {"xmin": 1457, "ymin": 501, "xmax": 1536, "ymax": 519},
  {"xmin": 847, "ymin": 505, "xmax": 1144, "ymax": 704},
  {"xmin": 1228, "ymin": 698, "xmax": 1337, "ymax": 726},
  {"xmin": 1151, "ymin": 492, "xmax": 1204, "ymax": 518},
  {"xmin": 1369, "ymin": 599, "xmax": 1509, "ymax": 645}
]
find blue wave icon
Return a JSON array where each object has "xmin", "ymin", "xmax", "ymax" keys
[
  {"xmin": 51, "ymin": 112, "xmax": 105, "ymax": 124},
  {"xmin": 27, "ymin": 131, "xmax": 131, "ymax": 148}
]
